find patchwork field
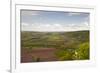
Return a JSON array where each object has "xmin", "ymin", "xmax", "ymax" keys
[{"xmin": 21, "ymin": 30, "xmax": 89, "ymax": 63}]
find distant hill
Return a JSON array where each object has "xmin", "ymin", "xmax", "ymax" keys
[{"xmin": 21, "ymin": 30, "xmax": 89, "ymax": 49}]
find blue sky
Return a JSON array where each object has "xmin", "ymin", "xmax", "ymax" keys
[{"xmin": 21, "ymin": 10, "xmax": 90, "ymax": 32}]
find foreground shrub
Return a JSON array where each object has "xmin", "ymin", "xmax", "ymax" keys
[
  {"xmin": 55, "ymin": 48, "xmax": 74, "ymax": 60},
  {"xmin": 74, "ymin": 42, "xmax": 89, "ymax": 60}
]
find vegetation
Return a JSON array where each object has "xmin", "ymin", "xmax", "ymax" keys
[
  {"xmin": 74, "ymin": 42, "xmax": 89, "ymax": 60},
  {"xmin": 21, "ymin": 30, "xmax": 90, "ymax": 62}
]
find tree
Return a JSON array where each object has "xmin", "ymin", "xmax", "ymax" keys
[{"xmin": 74, "ymin": 42, "xmax": 89, "ymax": 60}]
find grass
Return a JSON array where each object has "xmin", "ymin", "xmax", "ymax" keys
[{"xmin": 21, "ymin": 30, "xmax": 90, "ymax": 62}]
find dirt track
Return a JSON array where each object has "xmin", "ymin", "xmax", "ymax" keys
[{"xmin": 21, "ymin": 48, "xmax": 58, "ymax": 63}]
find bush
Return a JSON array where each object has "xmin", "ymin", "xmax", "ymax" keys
[
  {"xmin": 55, "ymin": 49, "xmax": 74, "ymax": 60},
  {"xmin": 74, "ymin": 42, "xmax": 89, "ymax": 60}
]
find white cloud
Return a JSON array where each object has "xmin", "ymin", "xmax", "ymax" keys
[
  {"xmin": 66, "ymin": 24, "xmax": 77, "ymax": 27},
  {"xmin": 22, "ymin": 23, "xmax": 29, "ymax": 26},
  {"xmin": 67, "ymin": 12, "xmax": 81, "ymax": 16},
  {"xmin": 21, "ymin": 10, "xmax": 40, "ymax": 16},
  {"xmin": 21, "ymin": 23, "xmax": 89, "ymax": 32},
  {"xmin": 36, "ymin": 24, "xmax": 63, "ymax": 30},
  {"xmin": 83, "ymin": 22, "xmax": 89, "ymax": 26},
  {"xmin": 44, "ymin": 24, "xmax": 51, "ymax": 27},
  {"xmin": 54, "ymin": 24, "xmax": 62, "ymax": 27}
]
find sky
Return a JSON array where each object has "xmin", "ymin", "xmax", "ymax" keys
[{"xmin": 21, "ymin": 10, "xmax": 90, "ymax": 32}]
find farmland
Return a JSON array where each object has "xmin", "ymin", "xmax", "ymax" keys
[{"xmin": 21, "ymin": 30, "xmax": 89, "ymax": 63}]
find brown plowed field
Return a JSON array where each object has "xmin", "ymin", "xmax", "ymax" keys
[{"xmin": 21, "ymin": 48, "xmax": 58, "ymax": 63}]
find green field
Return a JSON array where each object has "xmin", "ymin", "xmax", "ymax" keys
[{"xmin": 21, "ymin": 30, "xmax": 90, "ymax": 63}]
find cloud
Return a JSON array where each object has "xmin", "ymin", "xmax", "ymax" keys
[
  {"xmin": 21, "ymin": 23, "xmax": 89, "ymax": 32},
  {"xmin": 44, "ymin": 24, "xmax": 51, "ymax": 27},
  {"xmin": 66, "ymin": 24, "xmax": 77, "ymax": 27},
  {"xmin": 67, "ymin": 12, "xmax": 81, "ymax": 16},
  {"xmin": 22, "ymin": 23, "xmax": 29, "ymax": 26},
  {"xmin": 21, "ymin": 10, "xmax": 40, "ymax": 16},
  {"xmin": 54, "ymin": 24, "xmax": 62, "ymax": 27},
  {"xmin": 35, "ymin": 24, "xmax": 62, "ymax": 31},
  {"xmin": 83, "ymin": 22, "xmax": 89, "ymax": 26},
  {"xmin": 64, "ymin": 23, "xmax": 89, "ymax": 27}
]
